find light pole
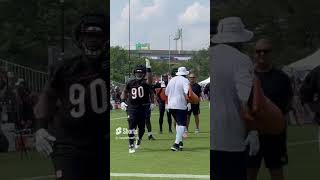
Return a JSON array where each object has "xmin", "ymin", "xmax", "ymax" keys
[
  {"xmin": 168, "ymin": 35, "xmax": 171, "ymax": 73},
  {"xmin": 128, "ymin": 0, "xmax": 131, "ymax": 77},
  {"xmin": 60, "ymin": 0, "xmax": 64, "ymax": 61}
]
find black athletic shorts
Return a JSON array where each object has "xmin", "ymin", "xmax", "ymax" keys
[
  {"xmin": 247, "ymin": 130, "xmax": 288, "ymax": 169},
  {"xmin": 169, "ymin": 109, "xmax": 187, "ymax": 126},
  {"xmin": 127, "ymin": 105, "xmax": 149, "ymax": 129},
  {"xmin": 211, "ymin": 150, "xmax": 247, "ymax": 180},
  {"xmin": 187, "ymin": 104, "xmax": 200, "ymax": 116}
]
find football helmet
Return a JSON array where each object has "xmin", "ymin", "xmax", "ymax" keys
[
  {"xmin": 133, "ymin": 65, "xmax": 146, "ymax": 80},
  {"xmin": 74, "ymin": 13, "xmax": 107, "ymax": 59}
]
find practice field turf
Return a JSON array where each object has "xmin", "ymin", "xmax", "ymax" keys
[
  {"xmin": 110, "ymin": 102, "xmax": 211, "ymax": 180},
  {"xmin": 0, "ymin": 101, "xmax": 319, "ymax": 179}
]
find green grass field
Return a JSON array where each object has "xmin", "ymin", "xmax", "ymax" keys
[
  {"xmin": 0, "ymin": 101, "xmax": 319, "ymax": 179},
  {"xmin": 110, "ymin": 102, "xmax": 211, "ymax": 180}
]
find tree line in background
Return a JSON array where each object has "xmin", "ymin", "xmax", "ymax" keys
[
  {"xmin": 0, "ymin": 0, "xmax": 107, "ymax": 71},
  {"xmin": 212, "ymin": 0, "xmax": 320, "ymax": 67},
  {"xmin": 110, "ymin": 46, "xmax": 209, "ymax": 84}
]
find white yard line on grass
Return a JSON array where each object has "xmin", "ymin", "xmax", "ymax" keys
[{"xmin": 110, "ymin": 173, "xmax": 210, "ymax": 179}]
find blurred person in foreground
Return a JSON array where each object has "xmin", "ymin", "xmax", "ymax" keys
[
  {"xmin": 210, "ymin": 17, "xmax": 259, "ymax": 180},
  {"xmin": 34, "ymin": 13, "xmax": 108, "ymax": 180}
]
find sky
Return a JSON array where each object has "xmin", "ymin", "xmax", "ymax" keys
[{"xmin": 110, "ymin": 0, "xmax": 210, "ymax": 50}]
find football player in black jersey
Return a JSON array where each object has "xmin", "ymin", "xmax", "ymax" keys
[
  {"xmin": 33, "ymin": 13, "xmax": 108, "ymax": 180},
  {"xmin": 121, "ymin": 60, "xmax": 152, "ymax": 153}
]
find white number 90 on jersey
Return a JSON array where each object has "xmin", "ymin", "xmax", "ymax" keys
[
  {"xmin": 69, "ymin": 78, "xmax": 107, "ymax": 118},
  {"xmin": 131, "ymin": 86, "xmax": 144, "ymax": 99}
]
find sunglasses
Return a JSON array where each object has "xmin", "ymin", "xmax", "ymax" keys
[
  {"xmin": 189, "ymin": 77, "xmax": 196, "ymax": 78},
  {"xmin": 255, "ymin": 49, "xmax": 271, "ymax": 54}
]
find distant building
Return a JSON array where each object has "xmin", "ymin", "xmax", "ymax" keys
[{"xmin": 131, "ymin": 50, "xmax": 196, "ymax": 64}]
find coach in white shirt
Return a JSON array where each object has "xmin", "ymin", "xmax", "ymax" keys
[
  {"xmin": 165, "ymin": 67, "xmax": 190, "ymax": 151},
  {"xmin": 210, "ymin": 17, "xmax": 260, "ymax": 180}
]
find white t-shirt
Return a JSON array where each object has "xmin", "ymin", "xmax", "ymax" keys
[
  {"xmin": 165, "ymin": 75, "xmax": 189, "ymax": 110},
  {"xmin": 210, "ymin": 44, "xmax": 253, "ymax": 152}
]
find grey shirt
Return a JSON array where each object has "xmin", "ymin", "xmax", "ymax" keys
[{"xmin": 210, "ymin": 44, "xmax": 253, "ymax": 151}]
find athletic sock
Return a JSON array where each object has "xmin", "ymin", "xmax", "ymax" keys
[
  {"xmin": 175, "ymin": 125, "xmax": 185, "ymax": 144},
  {"xmin": 128, "ymin": 129, "xmax": 135, "ymax": 147}
]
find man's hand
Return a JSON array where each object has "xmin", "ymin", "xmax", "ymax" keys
[
  {"xmin": 245, "ymin": 130, "xmax": 260, "ymax": 156},
  {"xmin": 165, "ymin": 104, "xmax": 169, "ymax": 112},
  {"xmin": 150, "ymin": 103, "xmax": 156, "ymax": 111},
  {"xmin": 145, "ymin": 58, "xmax": 151, "ymax": 69},
  {"xmin": 187, "ymin": 103, "xmax": 191, "ymax": 111},
  {"xmin": 121, "ymin": 102, "xmax": 128, "ymax": 111},
  {"xmin": 35, "ymin": 128, "xmax": 56, "ymax": 157}
]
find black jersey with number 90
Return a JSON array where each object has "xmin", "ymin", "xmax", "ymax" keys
[
  {"xmin": 125, "ymin": 79, "xmax": 151, "ymax": 108},
  {"xmin": 47, "ymin": 57, "xmax": 108, "ymax": 130}
]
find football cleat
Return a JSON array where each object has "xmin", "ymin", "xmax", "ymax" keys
[
  {"xmin": 129, "ymin": 144, "xmax": 135, "ymax": 153},
  {"xmin": 135, "ymin": 139, "xmax": 142, "ymax": 149},
  {"xmin": 171, "ymin": 143, "xmax": 181, "ymax": 151},
  {"xmin": 129, "ymin": 148, "xmax": 135, "ymax": 154},
  {"xmin": 148, "ymin": 135, "xmax": 156, "ymax": 140},
  {"xmin": 195, "ymin": 129, "xmax": 200, "ymax": 134},
  {"xmin": 179, "ymin": 141, "xmax": 184, "ymax": 150}
]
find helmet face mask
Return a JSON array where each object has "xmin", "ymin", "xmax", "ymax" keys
[
  {"xmin": 80, "ymin": 28, "xmax": 106, "ymax": 59},
  {"xmin": 134, "ymin": 65, "xmax": 146, "ymax": 80},
  {"xmin": 134, "ymin": 72, "xmax": 145, "ymax": 80},
  {"xmin": 75, "ymin": 14, "xmax": 107, "ymax": 59}
]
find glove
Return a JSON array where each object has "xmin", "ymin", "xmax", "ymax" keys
[
  {"xmin": 187, "ymin": 103, "xmax": 191, "ymax": 111},
  {"xmin": 245, "ymin": 130, "xmax": 260, "ymax": 156},
  {"xmin": 145, "ymin": 58, "xmax": 151, "ymax": 69},
  {"xmin": 35, "ymin": 128, "xmax": 56, "ymax": 157},
  {"xmin": 150, "ymin": 103, "xmax": 156, "ymax": 111},
  {"xmin": 121, "ymin": 102, "xmax": 128, "ymax": 111}
]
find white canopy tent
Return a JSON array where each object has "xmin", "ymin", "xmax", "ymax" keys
[
  {"xmin": 198, "ymin": 77, "xmax": 210, "ymax": 86},
  {"xmin": 287, "ymin": 49, "xmax": 320, "ymax": 71},
  {"xmin": 283, "ymin": 49, "xmax": 320, "ymax": 80}
]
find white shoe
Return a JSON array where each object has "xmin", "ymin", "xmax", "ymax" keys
[{"xmin": 129, "ymin": 148, "xmax": 135, "ymax": 154}]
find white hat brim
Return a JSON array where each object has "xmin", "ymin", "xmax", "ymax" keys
[
  {"xmin": 211, "ymin": 30, "xmax": 253, "ymax": 44},
  {"xmin": 176, "ymin": 71, "xmax": 189, "ymax": 76}
]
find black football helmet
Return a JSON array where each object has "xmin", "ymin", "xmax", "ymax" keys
[
  {"xmin": 133, "ymin": 65, "xmax": 146, "ymax": 80},
  {"xmin": 74, "ymin": 13, "xmax": 108, "ymax": 59}
]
